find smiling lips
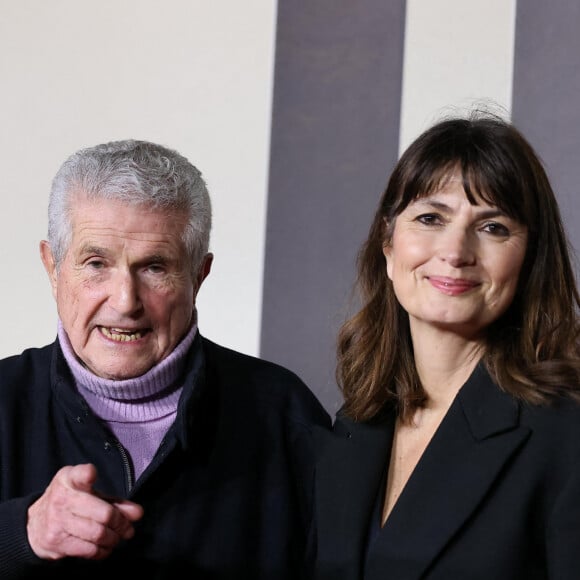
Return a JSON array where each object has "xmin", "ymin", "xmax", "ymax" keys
[
  {"xmin": 427, "ymin": 276, "xmax": 479, "ymax": 295},
  {"xmin": 99, "ymin": 326, "xmax": 148, "ymax": 342}
]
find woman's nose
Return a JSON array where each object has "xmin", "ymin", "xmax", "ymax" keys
[{"xmin": 437, "ymin": 227, "xmax": 476, "ymax": 267}]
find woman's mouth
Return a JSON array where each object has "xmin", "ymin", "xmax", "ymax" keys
[{"xmin": 427, "ymin": 276, "xmax": 479, "ymax": 295}]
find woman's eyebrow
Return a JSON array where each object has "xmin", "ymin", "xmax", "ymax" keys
[{"xmin": 413, "ymin": 198, "xmax": 505, "ymax": 219}]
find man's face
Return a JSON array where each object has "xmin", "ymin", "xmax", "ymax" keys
[{"xmin": 41, "ymin": 195, "xmax": 211, "ymax": 379}]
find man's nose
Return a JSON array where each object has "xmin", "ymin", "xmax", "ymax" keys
[{"xmin": 109, "ymin": 270, "xmax": 142, "ymax": 314}]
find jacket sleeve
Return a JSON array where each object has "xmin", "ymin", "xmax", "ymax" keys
[
  {"xmin": 546, "ymin": 458, "xmax": 580, "ymax": 578},
  {"xmin": 286, "ymin": 398, "xmax": 331, "ymax": 580},
  {"xmin": 0, "ymin": 494, "xmax": 45, "ymax": 577}
]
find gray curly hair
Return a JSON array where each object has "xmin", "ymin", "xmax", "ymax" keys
[{"xmin": 48, "ymin": 139, "xmax": 212, "ymax": 274}]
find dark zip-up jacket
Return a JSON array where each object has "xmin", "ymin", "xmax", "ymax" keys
[{"xmin": 0, "ymin": 332, "xmax": 330, "ymax": 579}]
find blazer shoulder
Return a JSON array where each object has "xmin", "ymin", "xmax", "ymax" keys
[
  {"xmin": 200, "ymin": 336, "xmax": 331, "ymax": 426},
  {"xmin": 521, "ymin": 394, "xmax": 580, "ymax": 437}
]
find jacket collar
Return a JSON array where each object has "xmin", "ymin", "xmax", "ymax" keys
[
  {"xmin": 51, "ymin": 332, "xmax": 208, "ymax": 452},
  {"xmin": 315, "ymin": 363, "xmax": 531, "ymax": 580}
]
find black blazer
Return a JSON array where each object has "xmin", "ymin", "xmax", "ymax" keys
[{"xmin": 314, "ymin": 364, "xmax": 580, "ymax": 579}]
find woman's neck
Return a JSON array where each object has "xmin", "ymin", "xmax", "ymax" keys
[{"xmin": 410, "ymin": 323, "xmax": 484, "ymax": 409}]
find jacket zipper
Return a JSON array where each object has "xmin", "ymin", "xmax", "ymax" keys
[{"xmin": 106, "ymin": 438, "xmax": 135, "ymax": 493}]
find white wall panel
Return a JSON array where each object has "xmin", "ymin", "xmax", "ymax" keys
[
  {"xmin": 0, "ymin": 0, "xmax": 276, "ymax": 358},
  {"xmin": 399, "ymin": 0, "xmax": 517, "ymax": 152}
]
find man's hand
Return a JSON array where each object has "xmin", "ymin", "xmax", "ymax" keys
[{"xmin": 27, "ymin": 463, "xmax": 144, "ymax": 561}]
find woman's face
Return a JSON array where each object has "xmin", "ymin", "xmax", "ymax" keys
[{"xmin": 383, "ymin": 173, "xmax": 528, "ymax": 338}]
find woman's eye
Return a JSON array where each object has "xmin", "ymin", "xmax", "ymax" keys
[
  {"xmin": 482, "ymin": 221, "xmax": 510, "ymax": 236},
  {"xmin": 416, "ymin": 213, "xmax": 442, "ymax": 225}
]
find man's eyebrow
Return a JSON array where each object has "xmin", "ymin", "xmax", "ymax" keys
[
  {"xmin": 144, "ymin": 254, "xmax": 171, "ymax": 263},
  {"xmin": 78, "ymin": 244, "xmax": 107, "ymax": 256}
]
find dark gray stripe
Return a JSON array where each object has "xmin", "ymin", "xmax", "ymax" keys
[
  {"xmin": 512, "ymin": 0, "xmax": 580, "ymax": 259},
  {"xmin": 261, "ymin": 1, "xmax": 407, "ymax": 413}
]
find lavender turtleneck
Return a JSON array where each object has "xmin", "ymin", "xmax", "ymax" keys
[{"xmin": 58, "ymin": 319, "xmax": 197, "ymax": 481}]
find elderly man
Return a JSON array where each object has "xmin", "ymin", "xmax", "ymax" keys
[{"xmin": 0, "ymin": 140, "xmax": 330, "ymax": 578}]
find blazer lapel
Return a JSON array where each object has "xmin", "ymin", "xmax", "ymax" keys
[
  {"xmin": 365, "ymin": 364, "xmax": 531, "ymax": 579},
  {"xmin": 314, "ymin": 409, "xmax": 395, "ymax": 579}
]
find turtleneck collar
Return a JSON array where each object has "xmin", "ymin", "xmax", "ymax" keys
[{"xmin": 58, "ymin": 317, "xmax": 197, "ymax": 405}]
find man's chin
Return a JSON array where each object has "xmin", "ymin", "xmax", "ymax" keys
[{"xmin": 88, "ymin": 360, "xmax": 155, "ymax": 381}]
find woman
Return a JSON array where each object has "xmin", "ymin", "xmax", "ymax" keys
[{"xmin": 314, "ymin": 113, "xmax": 580, "ymax": 579}]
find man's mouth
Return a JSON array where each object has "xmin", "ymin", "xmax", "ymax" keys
[{"xmin": 99, "ymin": 327, "xmax": 147, "ymax": 342}]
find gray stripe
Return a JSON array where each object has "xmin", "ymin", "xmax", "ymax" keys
[
  {"xmin": 261, "ymin": 1, "xmax": 407, "ymax": 413},
  {"xmin": 512, "ymin": 0, "xmax": 580, "ymax": 259}
]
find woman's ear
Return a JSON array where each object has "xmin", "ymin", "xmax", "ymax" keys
[
  {"xmin": 382, "ymin": 218, "xmax": 393, "ymax": 280},
  {"xmin": 382, "ymin": 243, "xmax": 394, "ymax": 280}
]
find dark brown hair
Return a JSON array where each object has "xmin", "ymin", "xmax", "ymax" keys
[{"xmin": 337, "ymin": 112, "xmax": 580, "ymax": 422}]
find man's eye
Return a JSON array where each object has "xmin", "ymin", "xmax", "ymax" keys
[
  {"xmin": 147, "ymin": 264, "xmax": 166, "ymax": 274},
  {"xmin": 87, "ymin": 259, "xmax": 105, "ymax": 269}
]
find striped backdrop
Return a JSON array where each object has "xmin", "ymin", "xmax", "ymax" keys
[
  {"xmin": 262, "ymin": 0, "xmax": 580, "ymax": 413},
  {"xmin": 1, "ymin": 1, "xmax": 579, "ymax": 415}
]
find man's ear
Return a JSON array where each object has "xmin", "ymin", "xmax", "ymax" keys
[
  {"xmin": 195, "ymin": 253, "xmax": 213, "ymax": 294},
  {"xmin": 39, "ymin": 240, "xmax": 58, "ymax": 299}
]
